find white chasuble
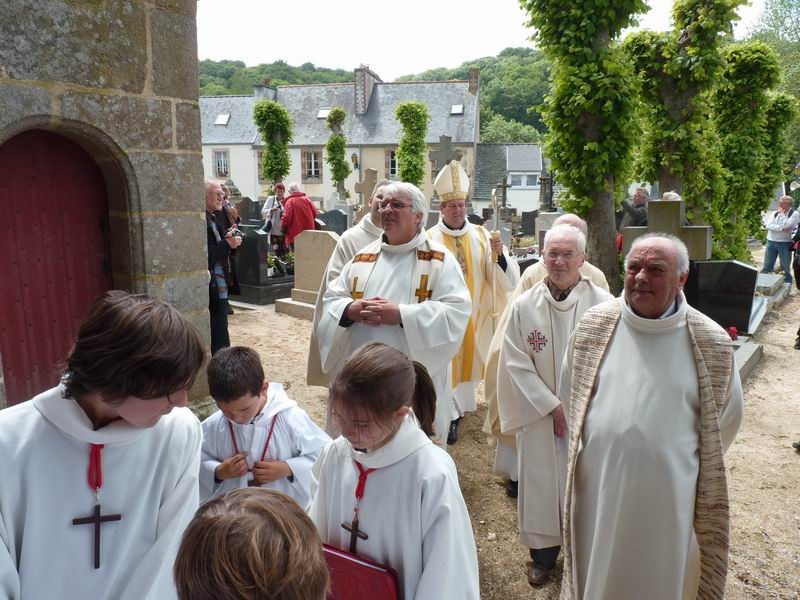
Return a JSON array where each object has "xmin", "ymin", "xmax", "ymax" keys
[
  {"xmin": 308, "ymin": 215, "xmax": 383, "ymax": 388},
  {"xmin": 200, "ymin": 382, "xmax": 331, "ymax": 507},
  {"xmin": 0, "ymin": 385, "xmax": 201, "ymax": 600},
  {"xmin": 317, "ymin": 232, "xmax": 472, "ymax": 446},
  {"xmin": 427, "ymin": 220, "xmax": 519, "ymax": 397},
  {"xmin": 497, "ymin": 279, "xmax": 611, "ymax": 548},
  {"xmin": 309, "ymin": 413, "xmax": 479, "ymax": 600},
  {"xmin": 560, "ymin": 296, "xmax": 744, "ymax": 600}
]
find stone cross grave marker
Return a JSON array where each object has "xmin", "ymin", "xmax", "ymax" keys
[
  {"xmin": 621, "ymin": 199, "xmax": 712, "ymax": 260},
  {"xmin": 496, "ymin": 179, "xmax": 512, "ymax": 208},
  {"xmin": 428, "ymin": 134, "xmax": 464, "ymax": 169},
  {"xmin": 354, "ymin": 168, "xmax": 378, "ymax": 206}
]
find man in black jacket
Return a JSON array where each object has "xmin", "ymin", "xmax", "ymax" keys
[{"xmin": 206, "ymin": 180, "xmax": 242, "ymax": 354}]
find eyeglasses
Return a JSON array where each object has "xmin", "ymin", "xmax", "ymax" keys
[
  {"xmin": 378, "ymin": 200, "xmax": 413, "ymax": 211},
  {"xmin": 544, "ymin": 251, "xmax": 578, "ymax": 261}
]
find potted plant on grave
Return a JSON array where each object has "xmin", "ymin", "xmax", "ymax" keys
[
  {"xmin": 286, "ymin": 252, "xmax": 295, "ymax": 275},
  {"xmin": 266, "ymin": 253, "xmax": 277, "ymax": 278}
]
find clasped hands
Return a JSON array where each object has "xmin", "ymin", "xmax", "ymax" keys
[
  {"xmin": 346, "ymin": 296, "xmax": 402, "ymax": 327},
  {"xmin": 215, "ymin": 452, "xmax": 291, "ymax": 483}
]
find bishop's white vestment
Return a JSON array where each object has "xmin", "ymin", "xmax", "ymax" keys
[
  {"xmin": 559, "ymin": 294, "xmax": 744, "ymax": 600},
  {"xmin": 308, "ymin": 215, "xmax": 383, "ymax": 390},
  {"xmin": 427, "ymin": 220, "xmax": 519, "ymax": 416},
  {"xmin": 317, "ymin": 231, "xmax": 472, "ymax": 446},
  {"xmin": 200, "ymin": 382, "xmax": 331, "ymax": 507},
  {"xmin": 497, "ymin": 278, "xmax": 611, "ymax": 549},
  {"xmin": 309, "ymin": 413, "xmax": 480, "ymax": 600},
  {"xmin": 0, "ymin": 385, "xmax": 201, "ymax": 600}
]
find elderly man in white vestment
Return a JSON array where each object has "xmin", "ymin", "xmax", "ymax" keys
[
  {"xmin": 427, "ymin": 160, "xmax": 519, "ymax": 445},
  {"xmin": 496, "ymin": 224, "xmax": 612, "ymax": 586},
  {"xmin": 484, "ymin": 214, "xmax": 609, "ymax": 498},
  {"xmin": 307, "ymin": 179, "xmax": 390, "ymax": 402},
  {"xmin": 559, "ymin": 233, "xmax": 744, "ymax": 600},
  {"xmin": 317, "ymin": 181, "xmax": 472, "ymax": 446}
]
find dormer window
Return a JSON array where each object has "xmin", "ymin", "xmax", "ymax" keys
[
  {"xmin": 214, "ymin": 113, "xmax": 230, "ymax": 126},
  {"xmin": 317, "ymin": 108, "xmax": 331, "ymax": 119},
  {"xmin": 450, "ymin": 104, "xmax": 464, "ymax": 115}
]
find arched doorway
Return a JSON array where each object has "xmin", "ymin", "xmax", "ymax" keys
[{"xmin": 0, "ymin": 129, "xmax": 113, "ymax": 404}]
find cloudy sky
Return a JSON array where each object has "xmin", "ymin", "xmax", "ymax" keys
[{"xmin": 197, "ymin": 0, "xmax": 765, "ymax": 81}]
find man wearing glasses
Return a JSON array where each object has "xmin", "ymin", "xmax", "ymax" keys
[
  {"xmin": 495, "ymin": 224, "xmax": 611, "ymax": 586},
  {"xmin": 317, "ymin": 181, "xmax": 471, "ymax": 448},
  {"xmin": 427, "ymin": 161, "xmax": 519, "ymax": 445}
]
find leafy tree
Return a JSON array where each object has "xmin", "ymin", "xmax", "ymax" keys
[
  {"xmin": 624, "ymin": 0, "xmax": 746, "ymax": 225},
  {"xmin": 480, "ymin": 114, "xmax": 542, "ymax": 143},
  {"xmin": 710, "ymin": 41, "xmax": 781, "ymax": 259},
  {"xmin": 747, "ymin": 92, "xmax": 799, "ymax": 236},
  {"xmin": 395, "ymin": 101, "xmax": 430, "ymax": 188},
  {"xmin": 324, "ymin": 107, "xmax": 352, "ymax": 200},
  {"xmin": 199, "ymin": 59, "xmax": 353, "ymax": 95},
  {"xmin": 253, "ymin": 100, "xmax": 293, "ymax": 184},
  {"xmin": 520, "ymin": 0, "xmax": 648, "ymax": 294}
]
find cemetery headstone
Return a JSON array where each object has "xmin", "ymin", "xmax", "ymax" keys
[
  {"xmin": 426, "ymin": 211, "xmax": 441, "ymax": 230},
  {"xmin": 621, "ymin": 199, "xmax": 712, "ymax": 260},
  {"xmin": 467, "ymin": 213, "xmax": 485, "ymax": 226},
  {"xmin": 234, "ymin": 196, "xmax": 261, "ymax": 224},
  {"xmin": 317, "ymin": 209, "xmax": 348, "ymax": 236},
  {"xmin": 521, "ymin": 211, "xmax": 538, "ymax": 237},
  {"xmin": 684, "ymin": 260, "xmax": 760, "ymax": 333},
  {"xmin": 536, "ymin": 211, "xmax": 561, "ymax": 250},
  {"xmin": 275, "ymin": 230, "xmax": 340, "ymax": 320},
  {"xmin": 354, "ymin": 168, "xmax": 378, "ymax": 207}
]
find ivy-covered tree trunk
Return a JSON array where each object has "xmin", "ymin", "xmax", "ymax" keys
[
  {"xmin": 711, "ymin": 41, "xmax": 781, "ymax": 259},
  {"xmin": 253, "ymin": 100, "xmax": 293, "ymax": 184},
  {"xmin": 521, "ymin": 1, "xmax": 648, "ymax": 295},
  {"xmin": 624, "ymin": 0, "xmax": 747, "ymax": 224},
  {"xmin": 395, "ymin": 101, "xmax": 429, "ymax": 188},
  {"xmin": 325, "ymin": 107, "xmax": 352, "ymax": 204}
]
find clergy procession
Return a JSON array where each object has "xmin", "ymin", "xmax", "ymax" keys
[{"xmin": 0, "ymin": 155, "xmax": 751, "ymax": 600}]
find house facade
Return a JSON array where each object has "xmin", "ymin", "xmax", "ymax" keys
[
  {"xmin": 200, "ymin": 67, "xmax": 480, "ymax": 208},
  {"xmin": 473, "ymin": 143, "xmax": 544, "ymax": 214}
]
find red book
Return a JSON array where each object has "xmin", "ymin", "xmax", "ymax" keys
[{"xmin": 323, "ymin": 544, "xmax": 399, "ymax": 600}]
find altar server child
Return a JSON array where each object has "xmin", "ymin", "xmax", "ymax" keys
[
  {"xmin": 174, "ymin": 488, "xmax": 329, "ymax": 600},
  {"xmin": 201, "ymin": 346, "xmax": 331, "ymax": 505},
  {"xmin": 309, "ymin": 342, "xmax": 480, "ymax": 600},
  {"xmin": 0, "ymin": 291, "xmax": 206, "ymax": 600}
]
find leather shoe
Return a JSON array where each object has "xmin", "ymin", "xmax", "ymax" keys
[
  {"xmin": 793, "ymin": 440, "xmax": 800, "ymax": 451},
  {"xmin": 527, "ymin": 561, "xmax": 552, "ymax": 586},
  {"xmin": 505, "ymin": 479, "xmax": 518, "ymax": 498},
  {"xmin": 447, "ymin": 417, "xmax": 462, "ymax": 445}
]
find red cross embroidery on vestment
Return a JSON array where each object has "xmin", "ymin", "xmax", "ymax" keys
[{"xmin": 527, "ymin": 330, "xmax": 548, "ymax": 352}]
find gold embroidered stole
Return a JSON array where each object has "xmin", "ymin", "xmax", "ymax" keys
[
  {"xmin": 561, "ymin": 300, "xmax": 734, "ymax": 600},
  {"xmin": 347, "ymin": 241, "xmax": 446, "ymax": 307}
]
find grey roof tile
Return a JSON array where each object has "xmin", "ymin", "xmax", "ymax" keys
[
  {"xmin": 506, "ymin": 144, "xmax": 543, "ymax": 171},
  {"xmin": 199, "ymin": 94, "xmax": 258, "ymax": 145},
  {"xmin": 474, "ymin": 144, "xmax": 508, "ymax": 202}
]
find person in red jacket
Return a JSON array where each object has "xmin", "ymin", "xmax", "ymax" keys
[{"xmin": 280, "ymin": 182, "xmax": 318, "ymax": 249}]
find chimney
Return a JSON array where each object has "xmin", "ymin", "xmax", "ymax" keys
[
  {"xmin": 468, "ymin": 67, "xmax": 480, "ymax": 94},
  {"xmin": 354, "ymin": 65, "xmax": 382, "ymax": 115},
  {"xmin": 254, "ymin": 79, "xmax": 277, "ymax": 101}
]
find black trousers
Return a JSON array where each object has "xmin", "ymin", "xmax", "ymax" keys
[
  {"xmin": 530, "ymin": 545, "xmax": 560, "ymax": 568},
  {"xmin": 209, "ymin": 297, "xmax": 230, "ymax": 355}
]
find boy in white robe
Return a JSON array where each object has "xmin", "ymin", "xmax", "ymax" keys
[
  {"xmin": 0, "ymin": 291, "xmax": 206, "ymax": 600},
  {"xmin": 201, "ymin": 346, "xmax": 330, "ymax": 507},
  {"xmin": 310, "ymin": 343, "xmax": 479, "ymax": 600}
]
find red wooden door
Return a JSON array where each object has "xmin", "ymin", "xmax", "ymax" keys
[{"xmin": 0, "ymin": 129, "xmax": 113, "ymax": 405}]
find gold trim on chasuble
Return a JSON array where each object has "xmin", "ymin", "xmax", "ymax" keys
[
  {"xmin": 350, "ymin": 277, "xmax": 364, "ymax": 300},
  {"xmin": 441, "ymin": 233, "xmax": 478, "ymax": 386}
]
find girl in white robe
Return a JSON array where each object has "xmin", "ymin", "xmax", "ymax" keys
[{"xmin": 309, "ymin": 343, "xmax": 480, "ymax": 600}]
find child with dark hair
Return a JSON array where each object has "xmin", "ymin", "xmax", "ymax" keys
[
  {"xmin": 0, "ymin": 290, "xmax": 206, "ymax": 600},
  {"xmin": 174, "ymin": 488, "xmax": 329, "ymax": 600},
  {"xmin": 309, "ymin": 342, "xmax": 479, "ymax": 599},
  {"xmin": 201, "ymin": 346, "xmax": 330, "ymax": 506}
]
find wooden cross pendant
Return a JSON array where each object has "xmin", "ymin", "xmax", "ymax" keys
[
  {"xmin": 414, "ymin": 274, "xmax": 432, "ymax": 303},
  {"xmin": 72, "ymin": 504, "xmax": 122, "ymax": 569},
  {"xmin": 341, "ymin": 519, "xmax": 368, "ymax": 553}
]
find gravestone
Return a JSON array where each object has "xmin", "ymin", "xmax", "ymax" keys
[
  {"xmin": 275, "ymin": 230, "xmax": 339, "ymax": 320},
  {"xmin": 354, "ymin": 168, "xmax": 378, "ymax": 207},
  {"xmin": 426, "ymin": 211, "xmax": 441, "ymax": 230},
  {"xmin": 234, "ymin": 196, "xmax": 261, "ymax": 224},
  {"xmin": 467, "ymin": 213, "xmax": 485, "ymax": 226},
  {"xmin": 537, "ymin": 211, "xmax": 561, "ymax": 250},
  {"xmin": 684, "ymin": 260, "xmax": 761, "ymax": 333},
  {"xmin": 621, "ymin": 200, "xmax": 712, "ymax": 260},
  {"xmin": 234, "ymin": 223, "xmax": 295, "ymax": 305},
  {"xmin": 334, "ymin": 203, "xmax": 354, "ymax": 228},
  {"xmin": 521, "ymin": 211, "xmax": 537, "ymax": 236},
  {"xmin": 429, "ymin": 135, "xmax": 465, "ymax": 210},
  {"xmin": 317, "ymin": 209, "xmax": 348, "ymax": 236}
]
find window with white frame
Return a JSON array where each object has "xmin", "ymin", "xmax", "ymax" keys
[
  {"xmin": 213, "ymin": 150, "xmax": 230, "ymax": 178},
  {"xmin": 302, "ymin": 150, "xmax": 323, "ymax": 182},
  {"xmin": 385, "ymin": 149, "xmax": 398, "ymax": 178},
  {"xmin": 508, "ymin": 172, "xmax": 539, "ymax": 188}
]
